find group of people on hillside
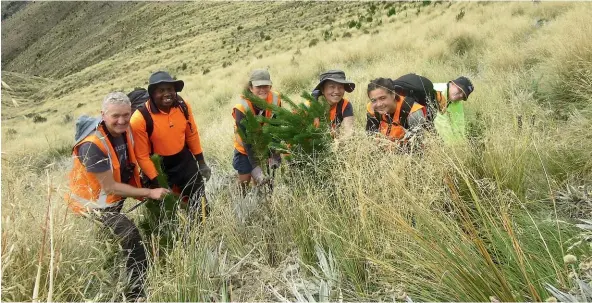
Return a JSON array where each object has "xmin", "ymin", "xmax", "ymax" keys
[
  {"xmin": 64, "ymin": 69, "xmax": 473, "ymax": 300},
  {"xmin": 233, "ymin": 69, "xmax": 474, "ymax": 186}
]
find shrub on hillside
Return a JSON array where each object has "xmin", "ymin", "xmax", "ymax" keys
[
  {"xmin": 448, "ymin": 32, "xmax": 477, "ymax": 56},
  {"xmin": 343, "ymin": 32, "xmax": 352, "ymax": 38},
  {"xmin": 63, "ymin": 114, "xmax": 72, "ymax": 124},
  {"xmin": 456, "ymin": 9, "xmax": 465, "ymax": 21},
  {"xmin": 387, "ymin": 7, "xmax": 396, "ymax": 17},
  {"xmin": 309, "ymin": 38, "xmax": 319, "ymax": 47},
  {"xmin": 33, "ymin": 114, "xmax": 47, "ymax": 123}
]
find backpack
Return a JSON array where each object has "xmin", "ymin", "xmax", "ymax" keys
[
  {"xmin": 388, "ymin": 73, "xmax": 438, "ymax": 128},
  {"xmin": 127, "ymin": 88, "xmax": 150, "ymax": 112},
  {"xmin": 74, "ymin": 115, "xmax": 102, "ymax": 146},
  {"xmin": 126, "ymin": 88, "xmax": 192, "ymax": 153}
]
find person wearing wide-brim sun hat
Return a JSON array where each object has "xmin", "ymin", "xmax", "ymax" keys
[
  {"xmin": 130, "ymin": 70, "xmax": 211, "ymax": 218},
  {"xmin": 432, "ymin": 76, "xmax": 475, "ymax": 145},
  {"xmin": 309, "ymin": 69, "xmax": 356, "ymax": 139}
]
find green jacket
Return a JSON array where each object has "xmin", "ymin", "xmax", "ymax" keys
[{"xmin": 433, "ymin": 83, "xmax": 466, "ymax": 144}]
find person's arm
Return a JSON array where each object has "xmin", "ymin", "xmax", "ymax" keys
[
  {"xmin": 403, "ymin": 109, "xmax": 427, "ymax": 151},
  {"xmin": 234, "ymin": 108, "xmax": 259, "ymax": 168},
  {"xmin": 366, "ymin": 114, "xmax": 380, "ymax": 133},
  {"xmin": 406, "ymin": 110, "xmax": 427, "ymax": 133},
  {"xmin": 183, "ymin": 102, "xmax": 205, "ymax": 162},
  {"xmin": 93, "ymin": 170, "xmax": 160, "ymax": 198},
  {"xmin": 130, "ymin": 111, "xmax": 158, "ymax": 180},
  {"xmin": 77, "ymin": 142, "xmax": 168, "ymax": 199},
  {"xmin": 338, "ymin": 102, "xmax": 354, "ymax": 139},
  {"xmin": 365, "ymin": 102, "xmax": 380, "ymax": 133}
]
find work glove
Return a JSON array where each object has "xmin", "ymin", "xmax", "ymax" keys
[
  {"xmin": 268, "ymin": 153, "xmax": 282, "ymax": 170},
  {"xmin": 251, "ymin": 166, "xmax": 268, "ymax": 185},
  {"xmin": 148, "ymin": 177, "xmax": 161, "ymax": 189},
  {"xmin": 198, "ymin": 162, "xmax": 212, "ymax": 181}
]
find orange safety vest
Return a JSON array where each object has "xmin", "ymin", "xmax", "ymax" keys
[
  {"xmin": 306, "ymin": 98, "xmax": 350, "ymax": 129},
  {"xmin": 366, "ymin": 97, "xmax": 425, "ymax": 141},
  {"xmin": 232, "ymin": 91, "xmax": 281, "ymax": 155},
  {"xmin": 64, "ymin": 124, "xmax": 141, "ymax": 214}
]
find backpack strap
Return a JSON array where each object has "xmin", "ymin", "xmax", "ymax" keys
[
  {"xmin": 138, "ymin": 105, "xmax": 154, "ymax": 154},
  {"xmin": 177, "ymin": 95, "xmax": 193, "ymax": 132},
  {"xmin": 334, "ymin": 99, "xmax": 345, "ymax": 127}
]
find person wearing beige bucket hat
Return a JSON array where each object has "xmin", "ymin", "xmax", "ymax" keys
[
  {"xmin": 309, "ymin": 69, "xmax": 356, "ymax": 139},
  {"xmin": 232, "ymin": 69, "xmax": 283, "ymax": 195}
]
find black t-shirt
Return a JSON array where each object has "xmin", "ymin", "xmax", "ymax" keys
[
  {"xmin": 77, "ymin": 135, "xmax": 128, "ymax": 178},
  {"xmin": 342, "ymin": 101, "xmax": 354, "ymax": 118}
]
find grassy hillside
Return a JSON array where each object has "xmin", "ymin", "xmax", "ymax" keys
[{"xmin": 2, "ymin": 1, "xmax": 592, "ymax": 302}]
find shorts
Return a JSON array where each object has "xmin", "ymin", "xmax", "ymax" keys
[{"xmin": 232, "ymin": 149, "xmax": 254, "ymax": 175}]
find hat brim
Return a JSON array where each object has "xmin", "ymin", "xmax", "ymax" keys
[
  {"xmin": 450, "ymin": 80, "xmax": 468, "ymax": 101},
  {"xmin": 314, "ymin": 78, "xmax": 356, "ymax": 93},
  {"xmin": 251, "ymin": 80, "xmax": 272, "ymax": 87},
  {"xmin": 148, "ymin": 79, "xmax": 184, "ymax": 94}
]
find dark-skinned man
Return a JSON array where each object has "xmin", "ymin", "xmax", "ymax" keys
[{"xmin": 130, "ymin": 71, "xmax": 211, "ymax": 220}]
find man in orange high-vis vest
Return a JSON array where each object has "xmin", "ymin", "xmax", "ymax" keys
[
  {"xmin": 130, "ymin": 71, "xmax": 211, "ymax": 219},
  {"xmin": 232, "ymin": 69, "xmax": 282, "ymax": 195},
  {"xmin": 365, "ymin": 78, "xmax": 427, "ymax": 148},
  {"xmin": 65, "ymin": 92, "xmax": 169, "ymax": 301}
]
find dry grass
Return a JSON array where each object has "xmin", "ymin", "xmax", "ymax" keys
[{"xmin": 2, "ymin": 1, "xmax": 592, "ymax": 301}]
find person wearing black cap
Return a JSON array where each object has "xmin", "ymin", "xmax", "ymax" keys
[
  {"xmin": 433, "ymin": 76, "xmax": 475, "ymax": 144},
  {"xmin": 130, "ymin": 71, "xmax": 211, "ymax": 218},
  {"xmin": 310, "ymin": 69, "xmax": 356, "ymax": 139}
]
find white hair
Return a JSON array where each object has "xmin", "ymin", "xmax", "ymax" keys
[{"xmin": 102, "ymin": 92, "xmax": 131, "ymax": 113}]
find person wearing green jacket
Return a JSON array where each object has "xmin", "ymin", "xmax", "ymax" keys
[{"xmin": 433, "ymin": 76, "xmax": 474, "ymax": 144}]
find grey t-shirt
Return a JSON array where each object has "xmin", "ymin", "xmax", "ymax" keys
[{"xmin": 77, "ymin": 135, "xmax": 128, "ymax": 174}]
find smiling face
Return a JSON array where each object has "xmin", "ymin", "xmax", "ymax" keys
[
  {"xmin": 101, "ymin": 103, "xmax": 132, "ymax": 136},
  {"xmin": 152, "ymin": 83, "xmax": 177, "ymax": 110},
  {"xmin": 321, "ymin": 80, "xmax": 345, "ymax": 106},
  {"xmin": 448, "ymin": 82, "xmax": 467, "ymax": 102},
  {"xmin": 249, "ymin": 84, "xmax": 271, "ymax": 100},
  {"xmin": 368, "ymin": 87, "xmax": 397, "ymax": 115}
]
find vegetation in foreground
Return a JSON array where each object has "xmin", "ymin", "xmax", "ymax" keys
[{"xmin": 2, "ymin": 1, "xmax": 592, "ymax": 302}]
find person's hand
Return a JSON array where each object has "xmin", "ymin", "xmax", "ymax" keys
[
  {"xmin": 251, "ymin": 166, "xmax": 268, "ymax": 185},
  {"xmin": 148, "ymin": 187, "xmax": 170, "ymax": 200},
  {"xmin": 268, "ymin": 153, "xmax": 281, "ymax": 170},
  {"xmin": 198, "ymin": 162, "xmax": 212, "ymax": 181}
]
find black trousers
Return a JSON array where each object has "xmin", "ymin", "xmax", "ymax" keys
[
  {"xmin": 162, "ymin": 147, "xmax": 209, "ymax": 218},
  {"xmin": 96, "ymin": 203, "xmax": 147, "ymax": 300}
]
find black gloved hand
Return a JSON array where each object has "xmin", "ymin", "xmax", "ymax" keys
[{"xmin": 148, "ymin": 177, "xmax": 160, "ymax": 189}]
